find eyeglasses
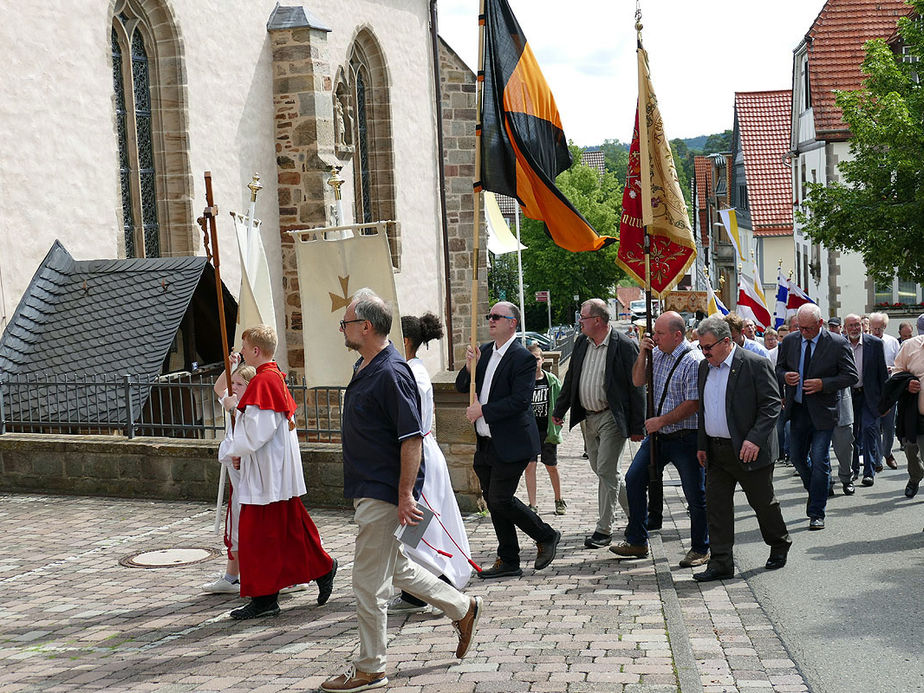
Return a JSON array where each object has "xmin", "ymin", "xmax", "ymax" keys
[
  {"xmin": 485, "ymin": 313, "xmax": 515, "ymax": 322},
  {"xmin": 339, "ymin": 318, "xmax": 365, "ymax": 330},
  {"xmin": 578, "ymin": 314, "xmax": 599, "ymax": 322},
  {"xmin": 698, "ymin": 338, "xmax": 724, "ymax": 352}
]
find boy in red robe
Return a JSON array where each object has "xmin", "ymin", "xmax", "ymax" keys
[{"xmin": 224, "ymin": 324, "xmax": 336, "ymax": 619}]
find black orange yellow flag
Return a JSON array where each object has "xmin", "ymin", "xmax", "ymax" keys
[
  {"xmin": 617, "ymin": 43, "xmax": 696, "ymax": 297},
  {"xmin": 479, "ymin": 0, "xmax": 615, "ymax": 252}
]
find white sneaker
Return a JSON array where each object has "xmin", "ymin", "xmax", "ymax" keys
[
  {"xmin": 386, "ymin": 595, "xmax": 430, "ymax": 614},
  {"xmin": 280, "ymin": 583, "xmax": 309, "ymax": 594},
  {"xmin": 201, "ymin": 575, "xmax": 240, "ymax": 594}
]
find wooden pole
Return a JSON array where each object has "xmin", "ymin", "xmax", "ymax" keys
[{"xmin": 468, "ymin": 0, "xmax": 487, "ymax": 404}]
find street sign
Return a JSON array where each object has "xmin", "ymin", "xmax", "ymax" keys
[{"xmin": 535, "ymin": 290, "xmax": 549, "ymax": 302}]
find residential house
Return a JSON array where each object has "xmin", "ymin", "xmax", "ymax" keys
[
  {"xmin": 790, "ymin": 0, "xmax": 913, "ymax": 318},
  {"xmin": 730, "ymin": 90, "xmax": 794, "ymax": 293}
]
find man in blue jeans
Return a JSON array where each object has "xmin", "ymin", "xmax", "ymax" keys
[
  {"xmin": 776, "ymin": 304, "xmax": 858, "ymax": 530},
  {"xmin": 611, "ymin": 312, "xmax": 709, "ymax": 567}
]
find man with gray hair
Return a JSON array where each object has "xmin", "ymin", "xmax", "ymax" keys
[
  {"xmin": 868, "ymin": 312, "xmax": 900, "ymax": 469},
  {"xmin": 694, "ymin": 317, "xmax": 789, "ymax": 581},
  {"xmin": 553, "ymin": 298, "xmax": 645, "ymax": 549},
  {"xmin": 325, "ymin": 289, "xmax": 482, "ymax": 691},
  {"xmin": 775, "ymin": 304, "xmax": 858, "ymax": 530}
]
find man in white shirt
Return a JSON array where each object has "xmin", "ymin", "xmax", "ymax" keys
[
  {"xmin": 869, "ymin": 312, "xmax": 901, "ymax": 468},
  {"xmin": 455, "ymin": 302, "xmax": 561, "ymax": 579}
]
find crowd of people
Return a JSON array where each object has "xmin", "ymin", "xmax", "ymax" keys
[{"xmin": 199, "ymin": 292, "xmax": 922, "ymax": 693}]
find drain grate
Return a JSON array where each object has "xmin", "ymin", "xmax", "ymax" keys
[{"xmin": 119, "ymin": 546, "xmax": 222, "ymax": 568}]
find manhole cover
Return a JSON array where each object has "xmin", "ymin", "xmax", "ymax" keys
[{"xmin": 120, "ymin": 547, "xmax": 222, "ymax": 568}]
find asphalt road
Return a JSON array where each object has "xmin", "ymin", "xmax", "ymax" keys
[{"xmin": 733, "ymin": 451, "xmax": 923, "ymax": 693}]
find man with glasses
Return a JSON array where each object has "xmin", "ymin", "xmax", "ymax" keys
[
  {"xmin": 552, "ymin": 299, "xmax": 645, "ymax": 549},
  {"xmin": 776, "ymin": 304, "xmax": 858, "ymax": 530},
  {"xmin": 693, "ymin": 317, "xmax": 789, "ymax": 582},
  {"xmin": 324, "ymin": 289, "xmax": 482, "ymax": 692},
  {"xmin": 455, "ymin": 302, "xmax": 561, "ymax": 579}
]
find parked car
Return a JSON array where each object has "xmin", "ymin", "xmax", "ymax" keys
[
  {"xmin": 516, "ymin": 331, "xmax": 553, "ymax": 349},
  {"xmin": 630, "ymin": 299, "xmax": 661, "ymax": 321}
]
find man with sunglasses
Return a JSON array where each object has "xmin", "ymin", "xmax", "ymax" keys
[
  {"xmin": 694, "ymin": 317, "xmax": 790, "ymax": 582},
  {"xmin": 455, "ymin": 302, "xmax": 562, "ymax": 579},
  {"xmin": 775, "ymin": 304, "xmax": 858, "ymax": 531},
  {"xmin": 552, "ymin": 299, "xmax": 645, "ymax": 549}
]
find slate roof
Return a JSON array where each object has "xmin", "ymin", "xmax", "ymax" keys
[
  {"xmin": 805, "ymin": 0, "xmax": 911, "ymax": 140},
  {"xmin": 735, "ymin": 90, "xmax": 794, "ymax": 237},
  {"xmin": 0, "ymin": 242, "xmax": 209, "ymax": 426}
]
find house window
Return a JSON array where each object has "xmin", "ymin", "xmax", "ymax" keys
[
  {"xmin": 109, "ymin": 0, "xmax": 194, "ymax": 259},
  {"xmin": 800, "ymin": 56, "xmax": 812, "ymax": 111},
  {"xmin": 875, "ymin": 277, "xmax": 922, "ymax": 306}
]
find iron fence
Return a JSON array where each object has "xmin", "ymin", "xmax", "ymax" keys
[{"xmin": 0, "ymin": 373, "xmax": 345, "ymax": 442}]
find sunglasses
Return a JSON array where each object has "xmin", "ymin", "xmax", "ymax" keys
[
  {"xmin": 698, "ymin": 338, "xmax": 724, "ymax": 352},
  {"xmin": 485, "ymin": 313, "xmax": 515, "ymax": 322}
]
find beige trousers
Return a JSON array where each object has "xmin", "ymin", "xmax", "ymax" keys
[{"xmin": 352, "ymin": 497, "xmax": 470, "ymax": 673}]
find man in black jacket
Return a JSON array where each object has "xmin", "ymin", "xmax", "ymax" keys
[
  {"xmin": 775, "ymin": 304, "xmax": 858, "ymax": 530},
  {"xmin": 694, "ymin": 317, "xmax": 790, "ymax": 582},
  {"xmin": 552, "ymin": 299, "xmax": 645, "ymax": 549},
  {"xmin": 455, "ymin": 301, "xmax": 561, "ymax": 579}
]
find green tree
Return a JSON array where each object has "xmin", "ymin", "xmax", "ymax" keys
[
  {"xmin": 601, "ymin": 138, "xmax": 630, "ymax": 185},
  {"xmin": 702, "ymin": 129, "xmax": 732, "ymax": 154},
  {"xmin": 799, "ymin": 9, "xmax": 924, "ymax": 284},
  {"xmin": 488, "ymin": 153, "xmax": 627, "ymax": 329}
]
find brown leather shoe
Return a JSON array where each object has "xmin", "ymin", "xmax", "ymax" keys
[
  {"xmin": 886, "ymin": 455, "xmax": 898, "ymax": 470},
  {"xmin": 453, "ymin": 596, "xmax": 483, "ymax": 659},
  {"xmin": 320, "ymin": 666, "xmax": 387, "ymax": 692},
  {"xmin": 609, "ymin": 541, "xmax": 649, "ymax": 558}
]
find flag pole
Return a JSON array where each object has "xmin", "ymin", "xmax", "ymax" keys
[
  {"xmin": 468, "ymin": 0, "xmax": 487, "ymax": 403},
  {"xmin": 515, "ymin": 205, "xmax": 527, "ymax": 345},
  {"xmin": 636, "ymin": 11, "xmax": 662, "ymax": 522},
  {"xmin": 197, "ymin": 171, "xmax": 235, "ymax": 533}
]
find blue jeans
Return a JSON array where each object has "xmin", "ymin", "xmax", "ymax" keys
[
  {"xmin": 788, "ymin": 403, "xmax": 833, "ymax": 519},
  {"xmin": 851, "ymin": 390, "xmax": 881, "ymax": 479},
  {"xmin": 880, "ymin": 405, "xmax": 897, "ymax": 461},
  {"xmin": 776, "ymin": 416, "xmax": 790, "ymax": 459},
  {"xmin": 624, "ymin": 430, "xmax": 708, "ymax": 554}
]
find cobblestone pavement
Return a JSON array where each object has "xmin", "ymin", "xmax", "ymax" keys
[{"xmin": 0, "ymin": 425, "xmax": 809, "ymax": 692}]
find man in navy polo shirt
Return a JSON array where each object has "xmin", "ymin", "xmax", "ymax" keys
[{"xmin": 321, "ymin": 289, "xmax": 481, "ymax": 693}]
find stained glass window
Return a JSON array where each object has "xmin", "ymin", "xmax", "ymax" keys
[
  {"xmin": 355, "ymin": 68, "xmax": 372, "ymax": 224},
  {"xmin": 112, "ymin": 16, "xmax": 159, "ymax": 258}
]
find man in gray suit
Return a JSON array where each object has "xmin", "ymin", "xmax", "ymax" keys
[
  {"xmin": 775, "ymin": 304, "xmax": 858, "ymax": 530},
  {"xmin": 694, "ymin": 317, "xmax": 790, "ymax": 582}
]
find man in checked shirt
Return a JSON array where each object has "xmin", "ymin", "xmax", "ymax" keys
[{"xmin": 611, "ymin": 311, "xmax": 710, "ymax": 568}]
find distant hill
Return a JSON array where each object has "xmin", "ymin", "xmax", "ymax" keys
[{"xmin": 681, "ymin": 135, "xmax": 709, "ymax": 151}]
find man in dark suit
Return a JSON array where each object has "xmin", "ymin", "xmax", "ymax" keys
[
  {"xmin": 455, "ymin": 301, "xmax": 561, "ymax": 579},
  {"xmin": 776, "ymin": 304, "xmax": 858, "ymax": 530},
  {"xmin": 843, "ymin": 314, "xmax": 889, "ymax": 486},
  {"xmin": 552, "ymin": 298, "xmax": 645, "ymax": 549},
  {"xmin": 694, "ymin": 316, "xmax": 790, "ymax": 582}
]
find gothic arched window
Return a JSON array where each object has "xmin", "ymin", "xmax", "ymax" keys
[{"xmin": 110, "ymin": 0, "xmax": 194, "ymax": 259}]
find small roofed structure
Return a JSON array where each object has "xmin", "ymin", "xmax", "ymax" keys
[{"xmin": 0, "ymin": 242, "xmax": 236, "ymax": 434}]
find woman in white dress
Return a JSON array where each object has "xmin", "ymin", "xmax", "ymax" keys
[{"xmin": 388, "ymin": 312, "xmax": 474, "ymax": 613}]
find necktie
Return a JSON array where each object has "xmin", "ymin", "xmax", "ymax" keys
[{"xmin": 801, "ymin": 339, "xmax": 813, "ymax": 399}]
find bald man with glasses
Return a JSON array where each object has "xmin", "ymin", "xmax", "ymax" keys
[{"xmin": 455, "ymin": 302, "xmax": 561, "ymax": 579}]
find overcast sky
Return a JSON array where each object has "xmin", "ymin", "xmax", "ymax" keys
[{"xmin": 437, "ymin": 0, "xmax": 828, "ymax": 145}]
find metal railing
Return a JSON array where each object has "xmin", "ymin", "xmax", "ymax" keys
[{"xmin": 0, "ymin": 373, "xmax": 345, "ymax": 443}]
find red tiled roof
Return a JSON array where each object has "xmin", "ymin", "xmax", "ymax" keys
[
  {"xmin": 734, "ymin": 90, "xmax": 793, "ymax": 237},
  {"xmin": 693, "ymin": 156, "xmax": 712, "ymax": 244},
  {"xmin": 805, "ymin": 0, "xmax": 911, "ymax": 140},
  {"xmin": 616, "ymin": 286, "xmax": 642, "ymax": 311}
]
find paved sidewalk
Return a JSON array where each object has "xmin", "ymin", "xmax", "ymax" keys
[{"xmin": 0, "ymin": 426, "xmax": 808, "ymax": 692}]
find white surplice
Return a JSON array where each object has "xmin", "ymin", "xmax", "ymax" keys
[{"xmin": 219, "ymin": 406, "xmax": 306, "ymax": 506}]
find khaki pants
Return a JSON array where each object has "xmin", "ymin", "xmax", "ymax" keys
[
  {"xmin": 581, "ymin": 411, "xmax": 629, "ymax": 535},
  {"xmin": 902, "ymin": 435, "xmax": 924, "ymax": 484},
  {"xmin": 352, "ymin": 498, "xmax": 470, "ymax": 673}
]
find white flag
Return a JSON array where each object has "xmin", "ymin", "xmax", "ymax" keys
[
  {"xmin": 231, "ymin": 211, "xmax": 276, "ymax": 348},
  {"xmin": 291, "ymin": 224, "xmax": 403, "ymax": 387},
  {"xmin": 484, "ymin": 192, "xmax": 526, "ymax": 255}
]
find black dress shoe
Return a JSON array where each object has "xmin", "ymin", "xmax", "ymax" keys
[
  {"xmin": 875, "ymin": 463, "xmax": 884, "ymax": 473},
  {"xmin": 693, "ymin": 566, "xmax": 734, "ymax": 582},
  {"xmin": 765, "ymin": 550, "xmax": 788, "ymax": 570},
  {"xmin": 842, "ymin": 481, "xmax": 855, "ymax": 495},
  {"xmin": 477, "ymin": 559, "xmax": 522, "ymax": 579},
  {"xmin": 852, "ymin": 471, "xmax": 860, "ymax": 481},
  {"xmin": 828, "ymin": 486, "xmax": 836, "ymax": 497},
  {"xmin": 316, "ymin": 558, "xmax": 337, "ymax": 605},
  {"xmin": 906, "ymin": 480, "xmax": 920, "ymax": 498},
  {"xmin": 862, "ymin": 476, "xmax": 874, "ymax": 487},
  {"xmin": 583, "ymin": 531, "xmax": 612, "ymax": 549},
  {"xmin": 230, "ymin": 600, "xmax": 280, "ymax": 620},
  {"xmin": 535, "ymin": 530, "xmax": 561, "ymax": 570}
]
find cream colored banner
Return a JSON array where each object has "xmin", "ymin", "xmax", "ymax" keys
[
  {"xmin": 231, "ymin": 212, "xmax": 277, "ymax": 349},
  {"xmin": 291, "ymin": 224, "xmax": 403, "ymax": 387}
]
